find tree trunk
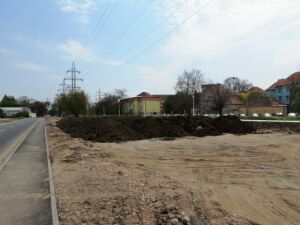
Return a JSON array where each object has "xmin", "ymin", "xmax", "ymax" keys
[{"xmin": 219, "ymin": 108, "xmax": 223, "ymax": 116}]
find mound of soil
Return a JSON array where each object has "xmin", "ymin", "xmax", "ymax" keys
[
  {"xmin": 57, "ymin": 116, "xmax": 256, "ymax": 142},
  {"xmin": 213, "ymin": 116, "xmax": 256, "ymax": 134}
]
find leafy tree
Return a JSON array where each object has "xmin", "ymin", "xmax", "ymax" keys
[
  {"xmin": 238, "ymin": 88, "xmax": 272, "ymax": 116},
  {"xmin": 0, "ymin": 95, "xmax": 18, "ymax": 107},
  {"xmin": 287, "ymin": 76, "xmax": 300, "ymax": 113},
  {"xmin": 67, "ymin": 91, "xmax": 89, "ymax": 116},
  {"xmin": 224, "ymin": 77, "xmax": 252, "ymax": 93},
  {"xmin": 48, "ymin": 103, "xmax": 58, "ymax": 116},
  {"xmin": 175, "ymin": 69, "xmax": 205, "ymax": 95},
  {"xmin": 14, "ymin": 111, "xmax": 29, "ymax": 118},
  {"xmin": 55, "ymin": 91, "xmax": 89, "ymax": 117},
  {"xmin": 0, "ymin": 108, "xmax": 5, "ymax": 118},
  {"xmin": 95, "ymin": 93, "xmax": 119, "ymax": 115},
  {"xmin": 55, "ymin": 94, "xmax": 68, "ymax": 116},
  {"xmin": 164, "ymin": 92, "xmax": 200, "ymax": 114},
  {"xmin": 291, "ymin": 86, "xmax": 300, "ymax": 113},
  {"xmin": 30, "ymin": 101, "xmax": 47, "ymax": 117},
  {"xmin": 17, "ymin": 96, "xmax": 30, "ymax": 107}
]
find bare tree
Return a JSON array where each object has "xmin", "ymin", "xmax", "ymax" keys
[
  {"xmin": 114, "ymin": 89, "xmax": 127, "ymax": 100},
  {"xmin": 224, "ymin": 77, "xmax": 252, "ymax": 93},
  {"xmin": 206, "ymin": 83, "xmax": 232, "ymax": 116},
  {"xmin": 175, "ymin": 69, "xmax": 205, "ymax": 95}
]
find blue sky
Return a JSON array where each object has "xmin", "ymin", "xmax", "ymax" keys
[{"xmin": 1, "ymin": 0, "xmax": 300, "ymax": 102}]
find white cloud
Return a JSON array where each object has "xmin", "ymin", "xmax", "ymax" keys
[
  {"xmin": 0, "ymin": 47, "xmax": 13, "ymax": 55},
  {"xmin": 58, "ymin": 39, "xmax": 123, "ymax": 66},
  {"xmin": 137, "ymin": 66, "xmax": 176, "ymax": 93},
  {"xmin": 98, "ymin": 58, "xmax": 123, "ymax": 66},
  {"xmin": 58, "ymin": 39, "xmax": 92, "ymax": 59},
  {"xmin": 54, "ymin": 0, "xmax": 97, "ymax": 24},
  {"xmin": 10, "ymin": 62, "xmax": 49, "ymax": 72},
  {"xmin": 9, "ymin": 62, "xmax": 60, "ymax": 80},
  {"xmin": 161, "ymin": 0, "xmax": 300, "ymax": 66}
]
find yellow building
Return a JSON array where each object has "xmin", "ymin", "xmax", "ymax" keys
[{"xmin": 121, "ymin": 92, "xmax": 165, "ymax": 116}]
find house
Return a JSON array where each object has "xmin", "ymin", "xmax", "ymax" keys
[
  {"xmin": 121, "ymin": 92, "xmax": 168, "ymax": 116},
  {"xmin": 266, "ymin": 72, "xmax": 300, "ymax": 104},
  {"xmin": 224, "ymin": 96, "xmax": 244, "ymax": 114}
]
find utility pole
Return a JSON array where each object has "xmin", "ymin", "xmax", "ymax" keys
[
  {"xmin": 192, "ymin": 93, "xmax": 195, "ymax": 116},
  {"xmin": 96, "ymin": 89, "xmax": 102, "ymax": 102},
  {"xmin": 65, "ymin": 62, "xmax": 83, "ymax": 92},
  {"xmin": 58, "ymin": 78, "xmax": 69, "ymax": 94}
]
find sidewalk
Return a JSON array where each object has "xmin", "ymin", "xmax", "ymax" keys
[{"xmin": 0, "ymin": 119, "xmax": 53, "ymax": 225}]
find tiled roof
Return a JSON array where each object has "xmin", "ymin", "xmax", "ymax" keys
[
  {"xmin": 266, "ymin": 72, "xmax": 300, "ymax": 91},
  {"xmin": 226, "ymin": 96, "xmax": 244, "ymax": 105}
]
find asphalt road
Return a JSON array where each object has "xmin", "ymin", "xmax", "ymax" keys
[
  {"xmin": 0, "ymin": 118, "xmax": 38, "ymax": 156},
  {"xmin": 0, "ymin": 118, "xmax": 53, "ymax": 225}
]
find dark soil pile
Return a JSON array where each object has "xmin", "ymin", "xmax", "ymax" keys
[
  {"xmin": 57, "ymin": 116, "xmax": 256, "ymax": 142},
  {"xmin": 213, "ymin": 116, "xmax": 256, "ymax": 134}
]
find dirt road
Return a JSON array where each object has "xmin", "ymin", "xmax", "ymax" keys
[{"xmin": 47, "ymin": 119, "xmax": 300, "ymax": 225}]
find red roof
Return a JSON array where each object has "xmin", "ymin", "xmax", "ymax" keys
[
  {"xmin": 266, "ymin": 72, "xmax": 300, "ymax": 91},
  {"xmin": 226, "ymin": 96, "xmax": 244, "ymax": 105}
]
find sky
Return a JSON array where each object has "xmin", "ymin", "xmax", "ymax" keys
[{"xmin": 1, "ymin": 0, "xmax": 300, "ymax": 102}]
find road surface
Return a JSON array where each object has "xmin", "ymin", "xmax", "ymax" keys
[
  {"xmin": 0, "ymin": 118, "xmax": 38, "ymax": 158},
  {"xmin": 0, "ymin": 118, "xmax": 54, "ymax": 225}
]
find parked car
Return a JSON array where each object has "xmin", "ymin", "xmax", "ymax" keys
[
  {"xmin": 264, "ymin": 113, "xmax": 271, "ymax": 117},
  {"xmin": 288, "ymin": 112, "xmax": 297, "ymax": 117},
  {"xmin": 252, "ymin": 113, "xmax": 259, "ymax": 117}
]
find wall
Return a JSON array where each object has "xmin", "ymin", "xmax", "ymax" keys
[
  {"xmin": 122, "ymin": 98, "xmax": 161, "ymax": 116},
  {"xmin": 266, "ymin": 87, "xmax": 290, "ymax": 104},
  {"xmin": 239, "ymin": 106, "xmax": 287, "ymax": 115}
]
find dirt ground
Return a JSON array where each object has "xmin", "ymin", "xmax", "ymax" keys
[{"xmin": 46, "ymin": 118, "xmax": 300, "ymax": 225}]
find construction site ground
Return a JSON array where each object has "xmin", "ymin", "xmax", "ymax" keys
[{"xmin": 46, "ymin": 117, "xmax": 300, "ymax": 225}]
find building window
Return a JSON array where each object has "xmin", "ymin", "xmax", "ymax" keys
[
  {"xmin": 278, "ymin": 96, "xmax": 282, "ymax": 102},
  {"xmin": 286, "ymin": 96, "xmax": 289, "ymax": 100}
]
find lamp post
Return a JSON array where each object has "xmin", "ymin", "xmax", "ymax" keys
[{"xmin": 192, "ymin": 93, "xmax": 195, "ymax": 116}]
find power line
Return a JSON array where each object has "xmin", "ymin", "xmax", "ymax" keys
[
  {"xmin": 83, "ymin": 1, "xmax": 184, "ymax": 80},
  {"xmin": 58, "ymin": 78, "xmax": 69, "ymax": 94},
  {"xmin": 82, "ymin": 0, "xmax": 154, "ymax": 77},
  {"xmin": 96, "ymin": 88, "xmax": 102, "ymax": 102},
  {"xmin": 87, "ymin": 0, "xmax": 213, "ymax": 86},
  {"xmin": 77, "ymin": 1, "xmax": 119, "ymax": 68},
  {"xmin": 75, "ymin": 2, "xmax": 112, "ymax": 67}
]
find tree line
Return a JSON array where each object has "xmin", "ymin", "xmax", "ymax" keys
[
  {"xmin": 50, "ymin": 68, "xmax": 300, "ymax": 117},
  {"xmin": 52, "ymin": 89, "xmax": 127, "ymax": 117}
]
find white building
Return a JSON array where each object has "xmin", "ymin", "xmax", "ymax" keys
[{"xmin": 0, "ymin": 107, "xmax": 32, "ymax": 117}]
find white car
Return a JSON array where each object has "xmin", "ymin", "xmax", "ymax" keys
[
  {"xmin": 288, "ymin": 113, "xmax": 297, "ymax": 117},
  {"xmin": 252, "ymin": 113, "xmax": 259, "ymax": 117},
  {"xmin": 264, "ymin": 113, "xmax": 271, "ymax": 117}
]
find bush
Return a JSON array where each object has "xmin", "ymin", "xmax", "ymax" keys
[{"xmin": 14, "ymin": 111, "xmax": 29, "ymax": 118}]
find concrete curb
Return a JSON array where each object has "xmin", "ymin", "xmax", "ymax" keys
[
  {"xmin": 0, "ymin": 119, "xmax": 38, "ymax": 171},
  {"xmin": 44, "ymin": 120, "xmax": 60, "ymax": 225}
]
